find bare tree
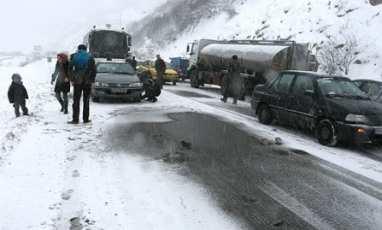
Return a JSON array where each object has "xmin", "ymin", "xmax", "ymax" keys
[{"xmin": 318, "ymin": 31, "xmax": 368, "ymax": 75}]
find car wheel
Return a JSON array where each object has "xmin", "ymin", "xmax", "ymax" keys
[
  {"xmin": 316, "ymin": 119, "xmax": 338, "ymax": 147},
  {"xmin": 258, "ymin": 104, "xmax": 273, "ymax": 125},
  {"xmin": 92, "ymin": 96, "xmax": 99, "ymax": 102}
]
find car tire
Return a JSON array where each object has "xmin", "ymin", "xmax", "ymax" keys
[
  {"xmin": 316, "ymin": 119, "xmax": 338, "ymax": 147},
  {"xmin": 258, "ymin": 104, "xmax": 273, "ymax": 125},
  {"xmin": 92, "ymin": 96, "xmax": 99, "ymax": 102}
]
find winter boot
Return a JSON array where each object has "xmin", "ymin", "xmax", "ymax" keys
[
  {"xmin": 63, "ymin": 101, "xmax": 68, "ymax": 114},
  {"xmin": 59, "ymin": 100, "xmax": 64, "ymax": 112}
]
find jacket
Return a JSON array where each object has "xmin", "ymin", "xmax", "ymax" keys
[
  {"xmin": 69, "ymin": 50, "xmax": 97, "ymax": 86},
  {"xmin": 51, "ymin": 60, "xmax": 70, "ymax": 93},
  {"xmin": 8, "ymin": 82, "xmax": 29, "ymax": 103}
]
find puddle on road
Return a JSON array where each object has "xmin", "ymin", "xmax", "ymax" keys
[
  {"xmin": 106, "ymin": 112, "xmax": 281, "ymax": 160},
  {"xmin": 167, "ymin": 90, "xmax": 214, "ymax": 98}
]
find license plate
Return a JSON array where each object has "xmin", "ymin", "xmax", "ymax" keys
[
  {"xmin": 111, "ymin": 88, "xmax": 127, "ymax": 93},
  {"xmin": 375, "ymin": 127, "xmax": 382, "ymax": 135}
]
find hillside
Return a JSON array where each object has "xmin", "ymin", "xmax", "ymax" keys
[{"xmin": 129, "ymin": 0, "xmax": 382, "ymax": 79}]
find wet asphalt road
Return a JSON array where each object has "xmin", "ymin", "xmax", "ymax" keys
[
  {"xmin": 104, "ymin": 81, "xmax": 382, "ymax": 229},
  {"xmin": 106, "ymin": 109, "xmax": 382, "ymax": 230}
]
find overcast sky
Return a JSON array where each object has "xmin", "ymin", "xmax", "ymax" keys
[{"xmin": 0, "ymin": 0, "xmax": 164, "ymax": 53}]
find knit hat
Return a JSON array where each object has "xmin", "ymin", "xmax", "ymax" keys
[
  {"xmin": 11, "ymin": 73, "xmax": 22, "ymax": 81},
  {"xmin": 78, "ymin": 44, "xmax": 87, "ymax": 50},
  {"xmin": 11, "ymin": 73, "xmax": 22, "ymax": 84}
]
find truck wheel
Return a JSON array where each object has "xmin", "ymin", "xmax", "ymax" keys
[
  {"xmin": 258, "ymin": 104, "xmax": 273, "ymax": 125},
  {"xmin": 316, "ymin": 119, "xmax": 338, "ymax": 147},
  {"xmin": 92, "ymin": 96, "xmax": 99, "ymax": 103},
  {"xmin": 190, "ymin": 70, "xmax": 199, "ymax": 88}
]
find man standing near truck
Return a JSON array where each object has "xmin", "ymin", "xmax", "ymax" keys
[
  {"xmin": 221, "ymin": 55, "xmax": 242, "ymax": 105},
  {"xmin": 155, "ymin": 54, "xmax": 166, "ymax": 89}
]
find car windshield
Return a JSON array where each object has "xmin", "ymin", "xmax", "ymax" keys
[
  {"xmin": 97, "ymin": 62, "xmax": 135, "ymax": 74},
  {"xmin": 318, "ymin": 78, "xmax": 369, "ymax": 99},
  {"xmin": 165, "ymin": 62, "xmax": 174, "ymax": 69}
]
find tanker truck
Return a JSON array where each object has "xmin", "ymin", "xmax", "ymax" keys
[{"xmin": 186, "ymin": 39, "xmax": 319, "ymax": 97}]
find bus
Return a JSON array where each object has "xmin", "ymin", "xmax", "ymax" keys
[{"xmin": 83, "ymin": 28, "xmax": 132, "ymax": 60}]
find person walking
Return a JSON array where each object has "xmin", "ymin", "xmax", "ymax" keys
[
  {"xmin": 8, "ymin": 73, "xmax": 29, "ymax": 117},
  {"xmin": 155, "ymin": 54, "xmax": 166, "ymax": 88},
  {"xmin": 51, "ymin": 52, "xmax": 70, "ymax": 114},
  {"xmin": 221, "ymin": 55, "xmax": 242, "ymax": 105},
  {"xmin": 67, "ymin": 44, "xmax": 97, "ymax": 124}
]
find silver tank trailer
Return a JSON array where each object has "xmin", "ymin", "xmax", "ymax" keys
[{"xmin": 199, "ymin": 43, "xmax": 309, "ymax": 73}]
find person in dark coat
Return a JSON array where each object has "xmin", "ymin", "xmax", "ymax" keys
[
  {"xmin": 8, "ymin": 73, "xmax": 29, "ymax": 117},
  {"xmin": 51, "ymin": 52, "xmax": 70, "ymax": 114},
  {"xmin": 221, "ymin": 55, "xmax": 242, "ymax": 105},
  {"xmin": 130, "ymin": 56, "xmax": 138, "ymax": 70},
  {"xmin": 141, "ymin": 79, "xmax": 161, "ymax": 102},
  {"xmin": 155, "ymin": 54, "xmax": 166, "ymax": 89},
  {"xmin": 67, "ymin": 44, "xmax": 97, "ymax": 124}
]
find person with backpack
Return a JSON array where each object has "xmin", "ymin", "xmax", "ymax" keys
[
  {"xmin": 51, "ymin": 52, "xmax": 70, "ymax": 114},
  {"xmin": 8, "ymin": 73, "xmax": 29, "ymax": 117},
  {"xmin": 67, "ymin": 44, "xmax": 97, "ymax": 124},
  {"xmin": 141, "ymin": 79, "xmax": 161, "ymax": 102}
]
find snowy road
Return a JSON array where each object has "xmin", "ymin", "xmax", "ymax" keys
[{"xmin": 1, "ymin": 59, "xmax": 382, "ymax": 229}]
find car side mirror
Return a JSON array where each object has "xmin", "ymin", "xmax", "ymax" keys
[{"xmin": 304, "ymin": 90, "xmax": 316, "ymax": 98}]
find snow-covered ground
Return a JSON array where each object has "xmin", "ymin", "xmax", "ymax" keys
[
  {"xmin": 0, "ymin": 59, "xmax": 243, "ymax": 229},
  {"xmin": 1, "ymin": 56, "xmax": 382, "ymax": 229}
]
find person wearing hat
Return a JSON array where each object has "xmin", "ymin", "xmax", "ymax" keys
[
  {"xmin": 67, "ymin": 44, "xmax": 97, "ymax": 124},
  {"xmin": 51, "ymin": 52, "xmax": 70, "ymax": 114},
  {"xmin": 8, "ymin": 73, "xmax": 29, "ymax": 117}
]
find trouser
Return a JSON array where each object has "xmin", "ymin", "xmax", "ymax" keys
[
  {"xmin": 55, "ymin": 91, "xmax": 68, "ymax": 111},
  {"xmin": 14, "ymin": 101, "xmax": 28, "ymax": 117},
  {"xmin": 157, "ymin": 72, "xmax": 164, "ymax": 89},
  {"xmin": 72, "ymin": 84, "xmax": 91, "ymax": 122}
]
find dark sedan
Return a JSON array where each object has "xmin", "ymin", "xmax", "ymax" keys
[
  {"xmin": 92, "ymin": 61, "xmax": 143, "ymax": 102},
  {"xmin": 353, "ymin": 79, "xmax": 382, "ymax": 103},
  {"xmin": 251, "ymin": 70, "xmax": 382, "ymax": 146}
]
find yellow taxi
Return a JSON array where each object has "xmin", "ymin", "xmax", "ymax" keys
[{"xmin": 137, "ymin": 60, "xmax": 179, "ymax": 85}]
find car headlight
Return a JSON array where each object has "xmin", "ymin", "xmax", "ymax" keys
[
  {"xmin": 94, "ymin": 82, "xmax": 108, "ymax": 87},
  {"xmin": 130, "ymin": 82, "xmax": 143, "ymax": 88},
  {"xmin": 345, "ymin": 114, "xmax": 369, "ymax": 124}
]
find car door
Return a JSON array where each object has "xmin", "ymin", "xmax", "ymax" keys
[
  {"xmin": 285, "ymin": 74, "xmax": 317, "ymax": 129},
  {"xmin": 266, "ymin": 72, "xmax": 295, "ymax": 121}
]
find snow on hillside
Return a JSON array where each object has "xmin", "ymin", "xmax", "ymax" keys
[{"xmin": 138, "ymin": 0, "xmax": 382, "ymax": 79}]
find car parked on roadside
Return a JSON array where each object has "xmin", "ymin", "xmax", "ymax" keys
[
  {"xmin": 353, "ymin": 79, "xmax": 382, "ymax": 103},
  {"xmin": 92, "ymin": 61, "xmax": 143, "ymax": 102},
  {"xmin": 251, "ymin": 70, "xmax": 382, "ymax": 147},
  {"xmin": 137, "ymin": 59, "xmax": 179, "ymax": 85}
]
